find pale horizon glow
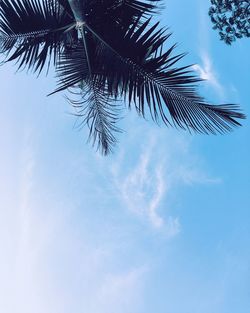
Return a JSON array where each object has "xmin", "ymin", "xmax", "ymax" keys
[{"xmin": 0, "ymin": 0, "xmax": 249, "ymax": 313}]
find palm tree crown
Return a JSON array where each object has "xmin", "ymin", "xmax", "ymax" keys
[{"xmin": 0, "ymin": 0, "xmax": 245, "ymax": 154}]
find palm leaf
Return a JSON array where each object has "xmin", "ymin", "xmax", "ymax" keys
[
  {"xmin": 0, "ymin": 0, "xmax": 245, "ymax": 154},
  {"xmin": 83, "ymin": 19, "xmax": 245, "ymax": 135},
  {"xmin": 71, "ymin": 82, "xmax": 121, "ymax": 155},
  {"xmin": 51, "ymin": 41, "xmax": 89, "ymax": 94},
  {"xmin": 52, "ymin": 29, "xmax": 121, "ymax": 154},
  {"xmin": 0, "ymin": 0, "xmax": 75, "ymax": 73}
]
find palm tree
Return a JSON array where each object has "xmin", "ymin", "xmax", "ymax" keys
[{"xmin": 0, "ymin": 0, "xmax": 245, "ymax": 154}]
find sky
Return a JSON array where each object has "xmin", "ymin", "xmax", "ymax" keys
[{"xmin": 0, "ymin": 1, "xmax": 249, "ymax": 313}]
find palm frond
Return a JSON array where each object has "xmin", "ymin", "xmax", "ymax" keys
[
  {"xmin": 0, "ymin": 0, "xmax": 245, "ymax": 154},
  {"xmin": 0, "ymin": 0, "xmax": 75, "ymax": 73},
  {"xmin": 52, "ymin": 29, "xmax": 121, "ymax": 155},
  {"xmin": 84, "ymin": 19, "xmax": 245, "ymax": 134},
  {"xmin": 70, "ymin": 82, "xmax": 121, "ymax": 155},
  {"xmin": 51, "ymin": 41, "xmax": 89, "ymax": 94},
  {"xmin": 122, "ymin": 0, "xmax": 162, "ymax": 15},
  {"xmin": 83, "ymin": 0, "xmax": 161, "ymax": 37}
]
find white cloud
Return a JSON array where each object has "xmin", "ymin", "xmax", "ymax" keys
[
  {"xmin": 194, "ymin": 2, "xmax": 226, "ymax": 100},
  {"xmin": 148, "ymin": 165, "xmax": 165, "ymax": 228},
  {"xmin": 111, "ymin": 135, "xmax": 170, "ymax": 230},
  {"xmin": 193, "ymin": 52, "xmax": 224, "ymax": 98},
  {"xmin": 119, "ymin": 148, "xmax": 165, "ymax": 228},
  {"xmin": 175, "ymin": 163, "xmax": 222, "ymax": 185},
  {"xmin": 111, "ymin": 127, "xmax": 221, "ymax": 234},
  {"xmin": 164, "ymin": 216, "xmax": 181, "ymax": 238}
]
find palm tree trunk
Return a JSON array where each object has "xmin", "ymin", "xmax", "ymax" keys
[{"xmin": 68, "ymin": 0, "xmax": 85, "ymax": 23}]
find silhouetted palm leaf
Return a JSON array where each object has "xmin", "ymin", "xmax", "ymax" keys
[
  {"xmin": 0, "ymin": 0, "xmax": 75, "ymax": 73},
  {"xmin": 69, "ymin": 81, "xmax": 121, "ymax": 155},
  {"xmin": 0, "ymin": 0, "xmax": 245, "ymax": 154}
]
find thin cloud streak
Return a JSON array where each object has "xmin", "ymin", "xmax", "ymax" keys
[
  {"xmin": 148, "ymin": 165, "xmax": 165, "ymax": 228},
  {"xmin": 193, "ymin": 52, "xmax": 225, "ymax": 98},
  {"xmin": 118, "ymin": 149, "xmax": 166, "ymax": 228},
  {"xmin": 194, "ymin": 1, "xmax": 226, "ymax": 100},
  {"xmin": 111, "ymin": 127, "xmax": 221, "ymax": 234}
]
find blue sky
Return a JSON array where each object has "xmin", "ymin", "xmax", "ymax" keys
[{"xmin": 0, "ymin": 0, "xmax": 249, "ymax": 312}]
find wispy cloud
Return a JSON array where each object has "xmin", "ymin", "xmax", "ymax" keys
[
  {"xmin": 111, "ymin": 127, "xmax": 221, "ymax": 233},
  {"xmin": 175, "ymin": 163, "xmax": 222, "ymax": 185},
  {"xmin": 118, "ymin": 146, "xmax": 166, "ymax": 228},
  {"xmin": 193, "ymin": 2, "xmax": 226, "ymax": 100},
  {"xmin": 193, "ymin": 52, "xmax": 225, "ymax": 98}
]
